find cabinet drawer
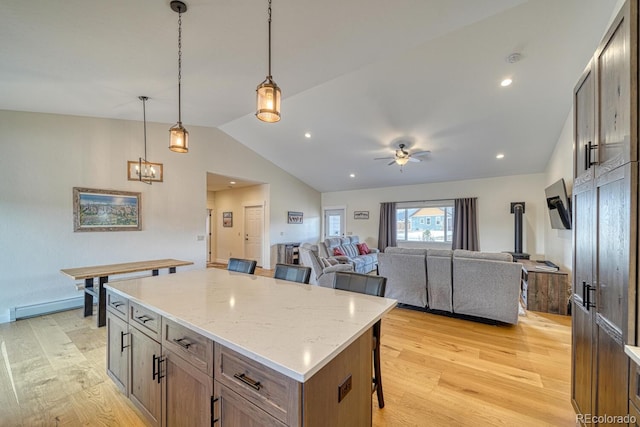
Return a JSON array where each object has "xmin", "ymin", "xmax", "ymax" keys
[
  {"xmin": 129, "ymin": 302, "xmax": 161, "ymax": 341},
  {"xmin": 215, "ymin": 343, "xmax": 300, "ymax": 425},
  {"xmin": 162, "ymin": 317, "xmax": 214, "ymax": 376},
  {"xmin": 106, "ymin": 290, "xmax": 128, "ymax": 320}
]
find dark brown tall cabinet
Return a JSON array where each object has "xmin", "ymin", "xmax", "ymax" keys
[{"xmin": 572, "ymin": 1, "xmax": 639, "ymax": 424}]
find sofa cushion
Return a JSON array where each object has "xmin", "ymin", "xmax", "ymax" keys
[
  {"xmin": 384, "ymin": 247, "xmax": 428, "ymax": 256},
  {"xmin": 426, "ymin": 249, "xmax": 453, "ymax": 312},
  {"xmin": 357, "ymin": 242, "xmax": 371, "ymax": 255},
  {"xmin": 378, "ymin": 252, "xmax": 427, "ymax": 307},
  {"xmin": 341, "ymin": 244, "xmax": 359, "ymax": 258},
  {"xmin": 453, "ymin": 249, "xmax": 513, "ymax": 262}
]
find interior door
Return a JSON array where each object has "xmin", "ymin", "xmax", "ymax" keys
[
  {"xmin": 244, "ymin": 205, "xmax": 264, "ymax": 267},
  {"xmin": 324, "ymin": 208, "xmax": 345, "ymax": 239}
]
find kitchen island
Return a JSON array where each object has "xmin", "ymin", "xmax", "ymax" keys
[{"xmin": 105, "ymin": 267, "xmax": 396, "ymax": 426}]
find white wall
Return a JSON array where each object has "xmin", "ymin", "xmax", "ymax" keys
[
  {"xmin": 543, "ymin": 110, "xmax": 574, "ymax": 272},
  {"xmin": 321, "ymin": 173, "xmax": 547, "ymax": 256},
  {"xmin": 0, "ymin": 110, "xmax": 320, "ymax": 323}
]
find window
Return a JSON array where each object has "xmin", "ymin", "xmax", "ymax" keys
[{"xmin": 396, "ymin": 202, "xmax": 454, "ymax": 243}]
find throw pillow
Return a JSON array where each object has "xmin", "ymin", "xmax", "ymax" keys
[
  {"xmin": 357, "ymin": 242, "xmax": 370, "ymax": 255},
  {"xmin": 333, "ymin": 247, "xmax": 345, "ymax": 256}
]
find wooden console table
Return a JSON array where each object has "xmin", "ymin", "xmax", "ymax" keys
[
  {"xmin": 60, "ymin": 259, "xmax": 193, "ymax": 327},
  {"xmin": 520, "ymin": 259, "xmax": 570, "ymax": 315}
]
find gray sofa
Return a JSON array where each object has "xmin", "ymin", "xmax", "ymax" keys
[
  {"xmin": 318, "ymin": 236, "xmax": 379, "ymax": 274},
  {"xmin": 299, "ymin": 243, "xmax": 354, "ymax": 287},
  {"xmin": 378, "ymin": 247, "xmax": 522, "ymax": 324}
]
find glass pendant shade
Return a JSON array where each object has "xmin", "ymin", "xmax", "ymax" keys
[
  {"xmin": 169, "ymin": 123, "xmax": 189, "ymax": 153},
  {"xmin": 395, "ymin": 156, "xmax": 410, "ymax": 166},
  {"xmin": 256, "ymin": 77, "xmax": 281, "ymax": 123}
]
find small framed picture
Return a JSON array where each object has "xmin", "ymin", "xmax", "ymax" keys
[
  {"xmin": 354, "ymin": 211, "xmax": 369, "ymax": 220},
  {"xmin": 222, "ymin": 212, "xmax": 233, "ymax": 227},
  {"xmin": 288, "ymin": 211, "xmax": 303, "ymax": 224}
]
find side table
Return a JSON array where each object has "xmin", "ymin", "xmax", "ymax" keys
[{"xmin": 520, "ymin": 259, "xmax": 570, "ymax": 315}]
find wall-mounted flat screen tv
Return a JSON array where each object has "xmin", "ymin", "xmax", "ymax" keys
[{"xmin": 545, "ymin": 178, "xmax": 571, "ymax": 230}]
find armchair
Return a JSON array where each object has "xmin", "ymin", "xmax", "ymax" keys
[{"xmin": 298, "ymin": 243, "xmax": 353, "ymax": 287}]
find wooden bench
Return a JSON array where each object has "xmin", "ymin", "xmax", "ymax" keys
[{"xmin": 60, "ymin": 259, "xmax": 193, "ymax": 327}]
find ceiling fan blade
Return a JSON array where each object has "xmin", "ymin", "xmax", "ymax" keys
[
  {"xmin": 407, "ymin": 157, "xmax": 421, "ymax": 163},
  {"xmin": 411, "ymin": 150, "xmax": 431, "ymax": 157},
  {"xmin": 387, "ymin": 160, "xmax": 396, "ymax": 166},
  {"xmin": 374, "ymin": 156, "xmax": 394, "ymax": 160}
]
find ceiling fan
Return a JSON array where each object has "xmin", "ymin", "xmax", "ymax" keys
[{"xmin": 374, "ymin": 143, "xmax": 430, "ymax": 171}]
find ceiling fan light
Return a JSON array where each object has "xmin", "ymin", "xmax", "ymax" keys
[
  {"xmin": 169, "ymin": 123, "xmax": 189, "ymax": 153},
  {"xmin": 256, "ymin": 78, "xmax": 281, "ymax": 123},
  {"xmin": 395, "ymin": 157, "xmax": 410, "ymax": 166}
]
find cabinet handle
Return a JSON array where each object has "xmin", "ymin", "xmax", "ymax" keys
[
  {"xmin": 587, "ymin": 141, "xmax": 598, "ymax": 167},
  {"xmin": 584, "ymin": 143, "xmax": 589, "ymax": 171},
  {"xmin": 233, "ymin": 373, "xmax": 262, "ymax": 391},
  {"xmin": 173, "ymin": 337, "xmax": 192, "ymax": 349},
  {"xmin": 152, "ymin": 354, "xmax": 165, "ymax": 383},
  {"xmin": 211, "ymin": 396, "xmax": 219, "ymax": 426},
  {"xmin": 135, "ymin": 314, "xmax": 152, "ymax": 323},
  {"xmin": 582, "ymin": 281, "xmax": 587, "ymax": 308},
  {"xmin": 111, "ymin": 301, "xmax": 124, "ymax": 308},
  {"xmin": 120, "ymin": 331, "xmax": 130, "ymax": 352}
]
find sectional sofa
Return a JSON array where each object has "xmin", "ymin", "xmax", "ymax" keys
[
  {"xmin": 318, "ymin": 236, "xmax": 379, "ymax": 274},
  {"xmin": 378, "ymin": 247, "xmax": 523, "ymax": 324}
]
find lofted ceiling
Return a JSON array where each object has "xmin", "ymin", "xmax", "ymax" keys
[{"xmin": 1, "ymin": 0, "xmax": 620, "ymax": 192}]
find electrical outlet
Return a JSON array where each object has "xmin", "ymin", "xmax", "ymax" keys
[{"xmin": 338, "ymin": 374, "xmax": 352, "ymax": 403}]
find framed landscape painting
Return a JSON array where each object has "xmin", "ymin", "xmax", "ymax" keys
[{"xmin": 73, "ymin": 187, "xmax": 141, "ymax": 232}]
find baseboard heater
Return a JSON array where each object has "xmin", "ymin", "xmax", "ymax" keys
[{"xmin": 10, "ymin": 296, "xmax": 85, "ymax": 322}]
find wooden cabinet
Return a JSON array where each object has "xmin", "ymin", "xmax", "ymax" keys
[
  {"xmin": 277, "ymin": 243, "xmax": 300, "ymax": 265},
  {"xmin": 106, "ymin": 310, "xmax": 129, "ymax": 395},
  {"xmin": 520, "ymin": 260, "xmax": 570, "ymax": 315},
  {"xmin": 572, "ymin": 1, "xmax": 638, "ymax": 424},
  {"xmin": 129, "ymin": 323, "xmax": 163, "ymax": 427},
  {"xmin": 107, "ymin": 294, "xmax": 216, "ymax": 427},
  {"xmin": 163, "ymin": 348, "xmax": 214, "ymax": 427}
]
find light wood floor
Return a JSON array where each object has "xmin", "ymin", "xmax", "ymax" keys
[{"xmin": 0, "ymin": 268, "xmax": 575, "ymax": 426}]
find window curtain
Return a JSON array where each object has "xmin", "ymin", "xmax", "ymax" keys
[
  {"xmin": 378, "ymin": 202, "xmax": 397, "ymax": 251},
  {"xmin": 452, "ymin": 197, "xmax": 479, "ymax": 251}
]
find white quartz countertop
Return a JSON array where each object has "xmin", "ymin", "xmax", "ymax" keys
[
  {"xmin": 106, "ymin": 268, "xmax": 397, "ymax": 382},
  {"xmin": 625, "ymin": 345, "xmax": 640, "ymax": 367}
]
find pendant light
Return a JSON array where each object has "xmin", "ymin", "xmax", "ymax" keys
[
  {"xmin": 169, "ymin": 1, "xmax": 189, "ymax": 153},
  {"xmin": 128, "ymin": 96, "xmax": 163, "ymax": 184},
  {"xmin": 256, "ymin": 0, "xmax": 281, "ymax": 123}
]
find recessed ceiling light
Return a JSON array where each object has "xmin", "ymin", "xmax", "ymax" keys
[
  {"xmin": 229, "ymin": 181, "xmax": 236, "ymax": 184},
  {"xmin": 349, "ymin": 173, "xmax": 355, "ymax": 178},
  {"xmin": 500, "ymin": 78, "xmax": 512, "ymax": 87},
  {"xmin": 304, "ymin": 132, "xmax": 311, "ymax": 138},
  {"xmin": 496, "ymin": 154, "xmax": 505, "ymax": 159}
]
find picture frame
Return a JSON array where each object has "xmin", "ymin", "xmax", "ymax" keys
[
  {"xmin": 222, "ymin": 211, "xmax": 233, "ymax": 227},
  {"xmin": 127, "ymin": 159, "xmax": 164, "ymax": 183},
  {"xmin": 288, "ymin": 211, "xmax": 303, "ymax": 224},
  {"xmin": 354, "ymin": 211, "xmax": 369, "ymax": 220},
  {"xmin": 73, "ymin": 187, "xmax": 141, "ymax": 232}
]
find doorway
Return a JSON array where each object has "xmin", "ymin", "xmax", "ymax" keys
[
  {"xmin": 324, "ymin": 208, "xmax": 345, "ymax": 239},
  {"xmin": 244, "ymin": 205, "xmax": 264, "ymax": 267}
]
